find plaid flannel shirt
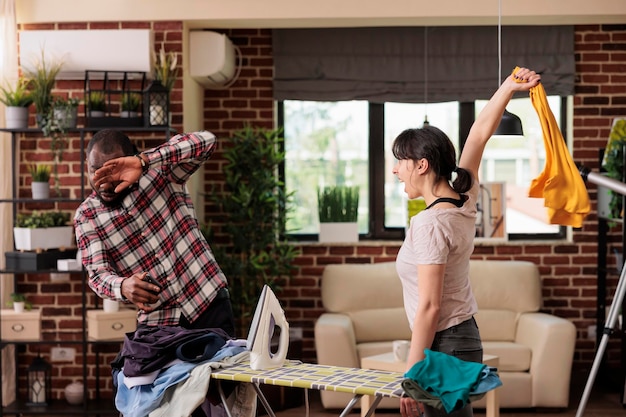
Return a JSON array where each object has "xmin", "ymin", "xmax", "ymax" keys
[{"xmin": 74, "ymin": 131, "xmax": 227, "ymax": 326}]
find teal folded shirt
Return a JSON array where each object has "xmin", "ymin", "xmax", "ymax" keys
[{"xmin": 404, "ymin": 349, "xmax": 486, "ymax": 413}]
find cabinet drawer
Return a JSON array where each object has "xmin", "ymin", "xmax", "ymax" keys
[
  {"xmin": 1, "ymin": 309, "xmax": 41, "ymax": 341},
  {"xmin": 87, "ymin": 309, "xmax": 137, "ymax": 341}
]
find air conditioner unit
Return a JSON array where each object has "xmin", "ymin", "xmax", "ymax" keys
[
  {"xmin": 20, "ymin": 29, "xmax": 153, "ymax": 80},
  {"xmin": 190, "ymin": 31, "xmax": 237, "ymax": 88}
]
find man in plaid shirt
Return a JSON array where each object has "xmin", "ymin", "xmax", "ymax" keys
[{"xmin": 74, "ymin": 129, "xmax": 235, "ymax": 336}]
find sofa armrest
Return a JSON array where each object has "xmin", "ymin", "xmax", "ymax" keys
[
  {"xmin": 314, "ymin": 313, "xmax": 359, "ymax": 368},
  {"xmin": 515, "ymin": 312, "xmax": 577, "ymax": 407}
]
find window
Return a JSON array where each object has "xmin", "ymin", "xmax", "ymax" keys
[{"xmin": 281, "ymin": 95, "xmax": 567, "ymax": 241}]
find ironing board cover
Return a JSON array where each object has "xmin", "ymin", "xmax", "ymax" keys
[{"xmin": 211, "ymin": 360, "xmax": 404, "ymax": 398}]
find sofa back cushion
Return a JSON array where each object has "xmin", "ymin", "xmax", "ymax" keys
[
  {"xmin": 321, "ymin": 262, "xmax": 402, "ymax": 312},
  {"xmin": 322, "ymin": 262, "xmax": 410, "ymax": 342},
  {"xmin": 469, "ymin": 260, "xmax": 542, "ymax": 341}
]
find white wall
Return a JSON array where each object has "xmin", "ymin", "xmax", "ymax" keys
[{"xmin": 16, "ymin": 0, "xmax": 626, "ymax": 27}]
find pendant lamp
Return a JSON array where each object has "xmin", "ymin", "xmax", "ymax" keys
[{"xmin": 494, "ymin": 0, "xmax": 523, "ymax": 136}]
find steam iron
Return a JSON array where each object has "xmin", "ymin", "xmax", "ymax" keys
[{"xmin": 246, "ymin": 285, "xmax": 289, "ymax": 370}]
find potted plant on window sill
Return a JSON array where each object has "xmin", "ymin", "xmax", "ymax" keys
[
  {"xmin": 317, "ymin": 185, "xmax": 360, "ymax": 243},
  {"xmin": 13, "ymin": 211, "xmax": 73, "ymax": 252},
  {"xmin": 28, "ymin": 164, "xmax": 51, "ymax": 200},
  {"xmin": 0, "ymin": 76, "xmax": 33, "ymax": 129}
]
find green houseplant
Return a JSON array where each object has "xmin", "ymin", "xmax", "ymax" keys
[
  {"xmin": 0, "ymin": 76, "xmax": 33, "ymax": 129},
  {"xmin": 87, "ymin": 91, "xmax": 106, "ymax": 116},
  {"xmin": 28, "ymin": 164, "xmax": 51, "ymax": 200},
  {"xmin": 41, "ymin": 96, "xmax": 79, "ymax": 196},
  {"xmin": 205, "ymin": 125, "xmax": 300, "ymax": 335},
  {"xmin": 317, "ymin": 185, "xmax": 360, "ymax": 242},
  {"xmin": 14, "ymin": 211, "xmax": 73, "ymax": 251},
  {"xmin": 121, "ymin": 92, "xmax": 141, "ymax": 117},
  {"xmin": 23, "ymin": 49, "xmax": 63, "ymax": 127},
  {"xmin": 600, "ymin": 118, "xmax": 626, "ymax": 221},
  {"xmin": 7, "ymin": 293, "xmax": 32, "ymax": 312}
]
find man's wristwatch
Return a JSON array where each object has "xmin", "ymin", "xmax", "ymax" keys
[{"xmin": 135, "ymin": 154, "xmax": 149, "ymax": 174}]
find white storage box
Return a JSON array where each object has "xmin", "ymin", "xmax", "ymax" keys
[
  {"xmin": 13, "ymin": 226, "xmax": 74, "ymax": 251},
  {"xmin": 1, "ymin": 309, "xmax": 42, "ymax": 341},
  {"xmin": 87, "ymin": 309, "xmax": 137, "ymax": 341}
]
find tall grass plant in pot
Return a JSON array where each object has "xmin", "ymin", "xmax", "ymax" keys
[
  {"xmin": 0, "ymin": 76, "xmax": 33, "ymax": 129},
  {"xmin": 318, "ymin": 185, "xmax": 360, "ymax": 243},
  {"xmin": 28, "ymin": 164, "xmax": 51, "ymax": 200},
  {"xmin": 23, "ymin": 50, "xmax": 63, "ymax": 127}
]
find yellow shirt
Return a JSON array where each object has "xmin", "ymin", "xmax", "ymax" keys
[{"xmin": 521, "ymin": 68, "xmax": 590, "ymax": 227}]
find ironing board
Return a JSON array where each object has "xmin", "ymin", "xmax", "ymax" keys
[{"xmin": 211, "ymin": 360, "xmax": 405, "ymax": 417}]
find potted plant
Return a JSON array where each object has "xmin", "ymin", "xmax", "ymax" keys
[
  {"xmin": 13, "ymin": 211, "xmax": 73, "ymax": 251},
  {"xmin": 317, "ymin": 185, "xmax": 360, "ymax": 243},
  {"xmin": 28, "ymin": 164, "xmax": 51, "ymax": 200},
  {"xmin": 120, "ymin": 92, "xmax": 141, "ymax": 117},
  {"xmin": 205, "ymin": 125, "xmax": 299, "ymax": 335},
  {"xmin": 23, "ymin": 49, "xmax": 63, "ymax": 127},
  {"xmin": 600, "ymin": 118, "xmax": 626, "ymax": 222},
  {"xmin": 0, "ymin": 76, "xmax": 33, "ymax": 129},
  {"xmin": 40, "ymin": 97, "xmax": 78, "ymax": 197},
  {"xmin": 51, "ymin": 96, "xmax": 80, "ymax": 129},
  {"xmin": 152, "ymin": 43, "xmax": 179, "ymax": 92},
  {"xmin": 7, "ymin": 293, "xmax": 32, "ymax": 313},
  {"xmin": 87, "ymin": 91, "xmax": 106, "ymax": 117}
]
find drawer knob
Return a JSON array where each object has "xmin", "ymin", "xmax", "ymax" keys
[
  {"xmin": 111, "ymin": 322, "xmax": 124, "ymax": 331},
  {"xmin": 11, "ymin": 324, "xmax": 25, "ymax": 332}
]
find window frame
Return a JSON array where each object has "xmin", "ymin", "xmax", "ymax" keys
[{"xmin": 278, "ymin": 98, "xmax": 568, "ymax": 241}]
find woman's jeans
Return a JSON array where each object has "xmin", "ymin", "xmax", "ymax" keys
[{"xmin": 423, "ymin": 317, "xmax": 483, "ymax": 417}]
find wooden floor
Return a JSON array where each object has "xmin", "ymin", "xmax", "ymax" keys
[{"xmin": 272, "ymin": 368, "xmax": 626, "ymax": 417}]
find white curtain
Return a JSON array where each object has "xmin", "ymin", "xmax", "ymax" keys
[
  {"xmin": 0, "ymin": 0, "xmax": 17, "ymax": 407},
  {"xmin": 0, "ymin": 0, "xmax": 17, "ymax": 298}
]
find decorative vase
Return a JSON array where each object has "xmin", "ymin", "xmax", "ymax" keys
[
  {"xmin": 64, "ymin": 381, "xmax": 84, "ymax": 405},
  {"xmin": 31, "ymin": 181, "xmax": 50, "ymax": 200},
  {"xmin": 5, "ymin": 106, "xmax": 29, "ymax": 129}
]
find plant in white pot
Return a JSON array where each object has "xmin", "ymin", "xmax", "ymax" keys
[
  {"xmin": 318, "ymin": 185, "xmax": 360, "ymax": 243},
  {"xmin": 7, "ymin": 293, "xmax": 32, "ymax": 313},
  {"xmin": 87, "ymin": 91, "xmax": 106, "ymax": 117},
  {"xmin": 51, "ymin": 96, "xmax": 80, "ymax": 129},
  {"xmin": 28, "ymin": 164, "xmax": 51, "ymax": 200},
  {"xmin": 120, "ymin": 92, "xmax": 141, "ymax": 118},
  {"xmin": 0, "ymin": 76, "xmax": 33, "ymax": 129},
  {"xmin": 13, "ymin": 211, "xmax": 73, "ymax": 252}
]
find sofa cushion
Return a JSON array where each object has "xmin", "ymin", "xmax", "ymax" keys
[
  {"xmin": 475, "ymin": 309, "xmax": 517, "ymax": 341},
  {"xmin": 322, "ymin": 262, "xmax": 401, "ymax": 313},
  {"xmin": 347, "ymin": 307, "xmax": 411, "ymax": 342},
  {"xmin": 483, "ymin": 341, "xmax": 531, "ymax": 372},
  {"xmin": 469, "ymin": 260, "xmax": 542, "ymax": 313}
]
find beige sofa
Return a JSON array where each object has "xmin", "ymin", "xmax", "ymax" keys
[{"xmin": 314, "ymin": 260, "xmax": 577, "ymax": 410}]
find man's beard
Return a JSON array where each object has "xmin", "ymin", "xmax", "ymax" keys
[{"xmin": 96, "ymin": 187, "xmax": 132, "ymax": 207}]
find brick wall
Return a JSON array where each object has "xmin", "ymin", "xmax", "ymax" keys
[{"xmin": 10, "ymin": 23, "xmax": 626, "ymax": 401}]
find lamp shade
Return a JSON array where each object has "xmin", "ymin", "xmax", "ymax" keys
[{"xmin": 494, "ymin": 109, "xmax": 524, "ymax": 136}]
